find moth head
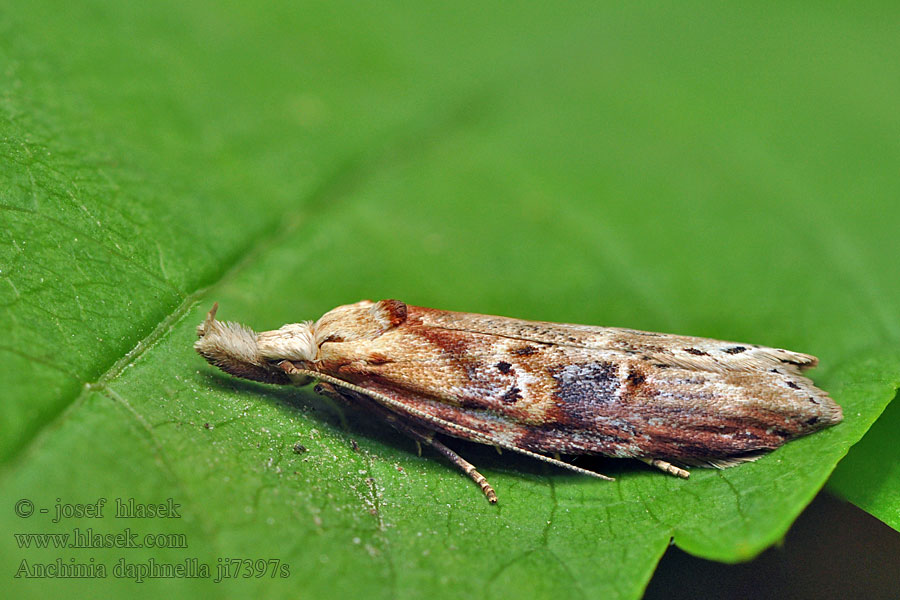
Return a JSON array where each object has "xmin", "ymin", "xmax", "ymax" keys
[{"xmin": 194, "ymin": 304, "xmax": 292, "ymax": 385}]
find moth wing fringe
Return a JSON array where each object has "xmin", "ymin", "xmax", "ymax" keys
[{"xmin": 675, "ymin": 451, "xmax": 770, "ymax": 470}]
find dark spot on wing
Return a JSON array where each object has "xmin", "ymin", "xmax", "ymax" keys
[
  {"xmin": 626, "ymin": 371, "xmax": 646, "ymax": 386},
  {"xmin": 501, "ymin": 386, "xmax": 521, "ymax": 403},
  {"xmin": 512, "ymin": 346, "xmax": 537, "ymax": 356},
  {"xmin": 806, "ymin": 416, "xmax": 820, "ymax": 426},
  {"xmin": 723, "ymin": 346, "xmax": 747, "ymax": 354},
  {"xmin": 496, "ymin": 361, "xmax": 512, "ymax": 374},
  {"xmin": 683, "ymin": 348, "xmax": 709, "ymax": 356},
  {"xmin": 786, "ymin": 381, "xmax": 801, "ymax": 390}
]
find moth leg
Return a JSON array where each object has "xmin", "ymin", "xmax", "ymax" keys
[
  {"xmin": 277, "ymin": 360, "xmax": 313, "ymax": 386},
  {"xmin": 312, "ymin": 381, "xmax": 346, "ymax": 403},
  {"xmin": 313, "ymin": 382, "xmax": 499, "ymax": 504},
  {"xmin": 305, "ymin": 381, "xmax": 351, "ymax": 431},
  {"xmin": 640, "ymin": 458, "xmax": 690, "ymax": 479}
]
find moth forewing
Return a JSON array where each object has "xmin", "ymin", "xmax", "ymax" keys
[{"xmin": 194, "ymin": 299, "xmax": 842, "ymax": 503}]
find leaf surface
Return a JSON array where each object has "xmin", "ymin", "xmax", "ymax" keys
[{"xmin": 2, "ymin": 2, "xmax": 898, "ymax": 599}]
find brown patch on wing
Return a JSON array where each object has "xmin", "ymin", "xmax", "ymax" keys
[
  {"xmin": 412, "ymin": 320, "xmax": 470, "ymax": 359},
  {"xmin": 374, "ymin": 299, "xmax": 408, "ymax": 327}
]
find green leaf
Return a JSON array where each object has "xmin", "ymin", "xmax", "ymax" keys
[
  {"xmin": 2, "ymin": 2, "xmax": 898, "ymax": 599},
  {"xmin": 828, "ymin": 386, "xmax": 900, "ymax": 531}
]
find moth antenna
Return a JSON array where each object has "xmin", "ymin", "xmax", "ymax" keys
[{"xmin": 197, "ymin": 302, "xmax": 220, "ymax": 337}]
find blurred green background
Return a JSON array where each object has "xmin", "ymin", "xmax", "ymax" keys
[{"xmin": 2, "ymin": 1, "xmax": 898, "ymax": 598}]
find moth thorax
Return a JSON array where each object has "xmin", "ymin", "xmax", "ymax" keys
[{"xmin": 256, "ymin": 321, "xmax": 318, "ymax": 362}]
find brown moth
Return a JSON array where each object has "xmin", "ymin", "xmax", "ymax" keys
[{"xmin": 194, "ymin": 300, "xmax": 842, "ymax": 503}]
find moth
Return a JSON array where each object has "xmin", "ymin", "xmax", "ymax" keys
[{"xmin": 194, "ymin": 300, "xmax": 842, "ymax": 503}]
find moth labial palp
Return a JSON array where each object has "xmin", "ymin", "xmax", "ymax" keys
[{"xmin": 194, "ymin": 299, "xmax": 843, "ymax": 503}]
